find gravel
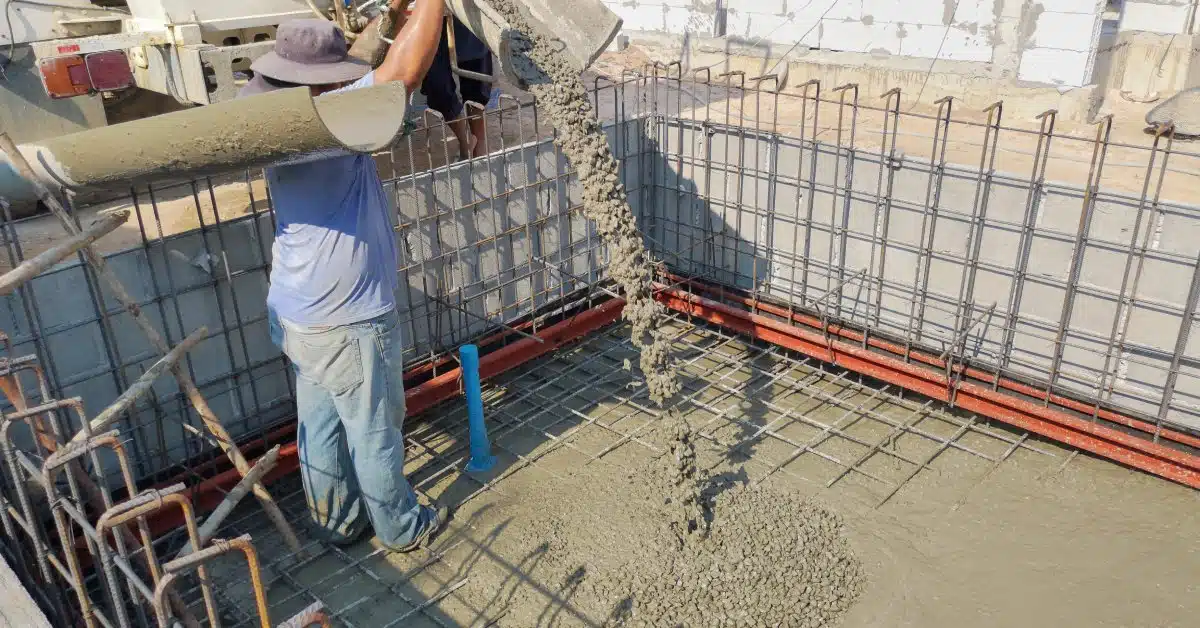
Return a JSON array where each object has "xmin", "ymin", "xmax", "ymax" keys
[
  {"xmin": 490, "ymin": 0, "xmax": 680, "ymax": 407},
  {"xmin": 483, "ymin": 4, "xmax": 866, "ymax": 625},
  {"xmin": 587, "ymin": 478, "xmax": 867, "ymax": 628}
]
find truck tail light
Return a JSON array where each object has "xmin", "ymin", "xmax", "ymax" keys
[
  {"xmin": 86, "ymin": 51, "xmax": 134, "ymax": 91},
  {"xmin": 38, "ymin": 50, "xmax": 133, "ymax": 99},
  {"xmin": 39, "ymin": 56, "xmax": 91, "ymax": 98}
]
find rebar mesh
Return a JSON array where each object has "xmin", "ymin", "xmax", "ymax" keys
[{"xmin": 0, "ymin": 68, "xmax": 1198, "ymax": 627}]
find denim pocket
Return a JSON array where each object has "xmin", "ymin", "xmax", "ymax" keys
[
  {"xmin": 267, "ymin": 309, "xmax": 285, "ymax": 352},
  {"xmin": 290, "ymin": 330, "xmax": 365, "ymax": 396}
]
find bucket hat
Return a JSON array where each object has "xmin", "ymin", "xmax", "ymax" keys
[{"xmin": 242, "ymin": 19, "xmax": 370, "ymax": 96}]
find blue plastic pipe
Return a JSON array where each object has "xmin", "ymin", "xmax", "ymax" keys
[{"xmin": 460, "ymin": 344, "xmax": 497, "ymax": 472}]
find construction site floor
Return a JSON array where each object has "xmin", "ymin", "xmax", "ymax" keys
[{"xmin": 189, "ymin": 315, "xmax": 1199, "ymax": 628}]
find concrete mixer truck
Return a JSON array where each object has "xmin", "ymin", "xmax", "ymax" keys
[{"xmin": 0, "ymin": 0, "xmax": 621, "ymax": 215}]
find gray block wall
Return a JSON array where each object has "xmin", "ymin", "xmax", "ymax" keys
[
  {"xmin": 0, "ymin": 118, "xmax": 644, "ymax": 485},
  {"xmin": 639, "ymin": 116, "xmax": 1200, "ymax": 432}
]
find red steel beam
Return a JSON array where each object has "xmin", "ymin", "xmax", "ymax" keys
[
  {"xmin": 156, "ymin": 313, "xmax": 553, "ymax": 489},
  {"xmin": 128, "ymin": 297, "xmax": 628, "ymax": 540},
  {"xmin": 656, "ymin": 285, "xmax": 1200, "ymax": 489},
  {"xmin": 86, "ymin": 276, "xmax": 1200, "ymax": 558},
  {"xmin": 662, "ymin": 273, "xmax": 1200, "ymax": 451}
]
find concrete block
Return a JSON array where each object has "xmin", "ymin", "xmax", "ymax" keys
[
  {"xmin": 726, "ymin": 0, "xmax": 788, "ymax": 14},
  {"xmin": 1120, "ymin": 1, "xmax": 1193, "ymax": 35},
  {"xmin": 770, "ymin": 14, "xmax": 824, "ymax": 46},
  {"xmin": 608, "ymin": 3, "xmax": 666, "ymax": 32},
  {"xmin": 809, "ymin": 0, "xmax": 864, "ymax": 21},
  {"xmin": 860, "ymin": 0, "xmax": 944, "ymax": 25},
  {"xmin": 938, "ymin": 26, "xmax": 995, "ymax": 61},
  {"xmin": 820, "ymin": 19, "xmax": 903, "ymax": 54},
  {"xmin": 1038, "ymin": 0, "xmax": 1105, "ymax": 12},
  {"xmin": 727, "ymin": 10, "xmax": 820, "ymax": 46},
  {"xmin": 664, "ymin": 6, "xmax": 718, "ymax": 35},
  {"xmin": 1018, "ymin": 47, "xmax": 1093, "ymax": 86},
  {"xmin": 896, "ymin": 23, "xmax": 950, "ymax": 58},
  {"xmin": 897, "ymin": 24, "xmax": 993, "ymax": 61},
  {"xmin": 950, "ymin": 0, "xmax": 1001, "ymax": 27},
  {"xmin": 1029, "ymin": 11, "xmax": 1102, "ymax": 52}
]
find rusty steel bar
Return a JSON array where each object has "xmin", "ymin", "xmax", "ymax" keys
[
  {"xmin": 0, "ymin": 133, "xmax": 303, "ymax": 556},
  {"xmin": 1097, "ymin": 124, "xmax": 1176, "ymax": 416},
  {"xmin": 154, "ymin": 535, "xmax": 270, "ymax": 628},
  {"xmin": 1046, "ymin": 116, "xmax": 1112, "ymax": 399},
  {"xmin": 908, "ymin": 95, "xmax": 954, "ymax": 348},
  {"xmin": 0, "ymin": 210, "xmax": 130, "ymax": 296},
  {"xmin": 999, "ymin": 109, "xmax": 1056, "ymax": 373},
  {"xmin": 1, "ymin": 375, "xmax": 197, "ymax": 626},
  {"xmin": 951, "ymin": 101, "xmax": 1004, "ymax": 349},
  {"xmin": 97, "ymin": 484, "xmax": 218, "ymax": 627},
  {"xmin": 655, "ymin": 284, "xmax": 1200, "ymax": 489},
  {"xmin": 29, "ymin": 436, "xmax": 198, "ymax": 628},
  {"xmin": 41, "ymin": 432, "xmax": 128, "ymax": 628},
  {"xmin": 830, "ymin": 83, "xmax": 859, "ymax": 318},
  {"xmin": 869, "ymin": 87, "xmax": 902, "ymax": 330}
]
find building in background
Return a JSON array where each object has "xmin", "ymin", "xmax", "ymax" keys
[{"xmin": 600, "ymin": 0, "xmax": 1200, "ymax": 120}]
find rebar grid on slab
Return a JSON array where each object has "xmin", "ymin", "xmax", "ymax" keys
[
  {"xmin": 1, "ymin": 65, "xmax": 1198, "ymax": 627},
  {"xmin": 187, "ymin": 314, "xmax": 1040, "ymax": 627}
]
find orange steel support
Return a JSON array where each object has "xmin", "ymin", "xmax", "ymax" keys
[
  {"xmin": 138, "ymin": 297, "xmax": 627, "ymax": 537},
  {"xmin": 133, "ymin": 278, "xmax": 1200, "ymax": 539},
  {"xmin": 660, "ymin": 273, "xmax": 1200, "ymax": 452},
  {"xmin": 655, "ymin": 285, "xmax": 1200, "ymax": 490}
]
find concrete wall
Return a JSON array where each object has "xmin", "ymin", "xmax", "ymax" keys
[
  {"xmin": 604, "ymin": 0, "xmax": 1108, "ymax": 88},
  {"xmin": 1097, "ymin": 30, "xmax": 1200, "ymax": 95},
  {"xmin": 1094, "ymin": 1, "xmax": 1200, "ymax": 98},
  {"xmin": 1016, "ymin": 0, "xmax": 1107, "ymax": 86},
  {"xmin": 639, "ymin": 115, "xmax": 1200, "ymax": 432}
]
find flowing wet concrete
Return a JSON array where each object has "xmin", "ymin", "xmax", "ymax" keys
[
  {"xmin": 9, "ymin": 81, "xmax": 409, "ymax": 193},
  {"xmin": 197, "ymin": 318, "xmax": 1200, "ymax": 627}
]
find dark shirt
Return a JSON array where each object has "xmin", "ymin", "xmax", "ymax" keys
[{"xmin": 453, "ymin": 18, "xmax": 488, "ymax": 62}]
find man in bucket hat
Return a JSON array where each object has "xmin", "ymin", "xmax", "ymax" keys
[{"xmin": 242, "ymin": 1, "xmax": 450, "ymax": 553}]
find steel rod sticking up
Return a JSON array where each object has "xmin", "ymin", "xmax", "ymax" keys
[{"xmin": 0, "ymin": 133, "xmax": 303, "ymax": 554}]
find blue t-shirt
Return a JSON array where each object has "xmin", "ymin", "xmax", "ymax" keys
[{"xmin": 265, "ymin": 72, "xmax": 398, "ymax": 326}]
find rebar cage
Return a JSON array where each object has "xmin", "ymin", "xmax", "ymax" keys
[{"xmin": 1, "ymin": 66, "xmax": 1199, "ymax": 626}]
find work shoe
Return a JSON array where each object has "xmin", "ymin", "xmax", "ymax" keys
[{"xmin": 390, "ymin": 503, "xmax": 450, "ymax": 553}]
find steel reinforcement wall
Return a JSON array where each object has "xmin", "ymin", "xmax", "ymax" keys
[{"xmin": 2, "ymin": 73, "xmax": 1199, "ymax": 498}]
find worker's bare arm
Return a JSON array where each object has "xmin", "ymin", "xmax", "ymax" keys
[{"xmin": 371, "ymin": 0, "xmax": 445, "ymax": 92}]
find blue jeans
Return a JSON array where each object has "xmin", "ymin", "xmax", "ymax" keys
[{"xmin": 268, "ymin": 308, "xmax": 426, "ymax": 549}]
